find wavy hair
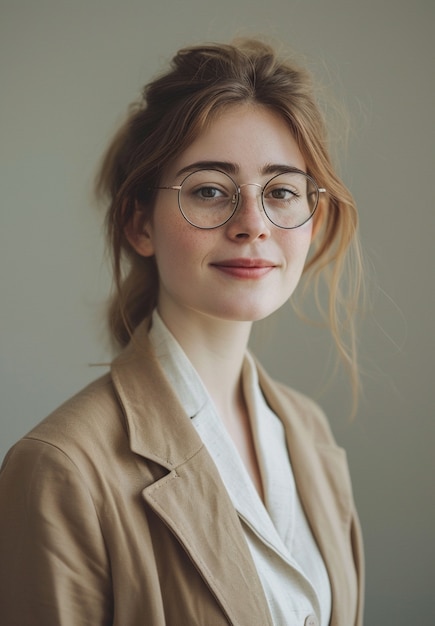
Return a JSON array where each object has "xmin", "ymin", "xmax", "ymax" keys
[{"xmin": 95, "ymin": 38, "xmax": 364, "ymax": 403}]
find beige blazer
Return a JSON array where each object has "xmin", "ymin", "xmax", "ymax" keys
[{"xmin": 0, "ymin": 319, "xmax": 364, "ymax": 625}]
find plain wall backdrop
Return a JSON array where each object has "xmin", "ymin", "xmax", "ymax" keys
[{"xmin": 1, "ymin": 0, "xmax": 434, "ymax": 623}]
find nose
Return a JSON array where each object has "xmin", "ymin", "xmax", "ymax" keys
[{"xmin": 225, "ymin": 184, "xmax": 271, "ymax": 240}]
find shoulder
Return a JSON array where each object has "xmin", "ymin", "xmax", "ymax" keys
[
  {"xmin": 32, "ymin": 372, "xmax": 119, "ymax": 439},
  {"xmin": 2, "ymin": 372, "xmax": 124, "ymax": 474}
]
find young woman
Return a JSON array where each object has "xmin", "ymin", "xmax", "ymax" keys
[{"xmin": 0, "ymin": 39, "xmax": 364, "ymax": 625}]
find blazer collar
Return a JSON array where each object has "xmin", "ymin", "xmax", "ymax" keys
[{"xmin": 111, "ymin": 317, "xmax": 203, "ymax": 468}]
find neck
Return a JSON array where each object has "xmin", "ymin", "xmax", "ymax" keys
[
  {"xmin": 156, "ymin": 304, "xmax": 264, "ymax": 500},
  {"xmin": 157, "ymin": 305, "xmax": 252, "ymax": 417}
]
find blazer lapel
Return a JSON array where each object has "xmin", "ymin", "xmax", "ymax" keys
[
  {"xmin": 257, "ymin": 362, "xmax": 359, "ymax": 626},
  {"xmin": 142, "ymin": 447, "xmax": 273, "ymax": 625},
  {"xmin": 111, "ymin": 320, "xmax": 273, "ymax": 626}
]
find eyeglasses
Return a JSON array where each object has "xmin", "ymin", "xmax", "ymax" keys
[{"xmin": 153, "ymin": 168, "xmax": 326, "ymax": 230}]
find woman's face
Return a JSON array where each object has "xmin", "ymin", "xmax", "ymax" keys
[{"xmin": 131, "ymin": 104, "xmax": 314, "ymax": 328}]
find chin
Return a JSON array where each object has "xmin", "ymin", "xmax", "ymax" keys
[{"xmin": 213, "ymin": 302, "xmax": 285, "ymax": 323}]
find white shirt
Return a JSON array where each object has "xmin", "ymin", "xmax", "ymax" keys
[{"xmin": 149, "ymin": 312, "xmax": 331, "ymax": 626}]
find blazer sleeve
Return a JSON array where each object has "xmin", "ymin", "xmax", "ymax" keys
[{"xmin": 0, "ymin": 437, "xmax": 112, "ymax": 626}]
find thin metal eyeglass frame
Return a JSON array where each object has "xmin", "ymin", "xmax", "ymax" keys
[{"xmin": 152, "ymin": 168, "xmax": 326, "ymax": 230}]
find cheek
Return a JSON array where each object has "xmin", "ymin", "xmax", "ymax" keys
[
  {"xmin": 281, "ymin": 223, "xmax": 313, "ymax": 266},
  {"xmin": 151, "ymin": 223, "xmax": 206, "ymax": 279}
]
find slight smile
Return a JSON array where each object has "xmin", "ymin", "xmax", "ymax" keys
[{"xmin": 210, "ymin": 258, "xmax": 277, "ymax": 279}]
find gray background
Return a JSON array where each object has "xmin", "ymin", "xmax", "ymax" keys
[{"xmin": 1, "ymin": 0, "xmax": 434, "ymax": 623}]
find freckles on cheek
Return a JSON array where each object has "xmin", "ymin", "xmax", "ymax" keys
[
  {"xmin": 173, "ymin": 227, "xmax": 213, "ymax": 260},
  {"xmin": 155, "ymin": 224, "xmax": 204, "ymax": 273},
  {"xmin": 281, "ymin": 227, "xmax": 312, "ymax": 255}
]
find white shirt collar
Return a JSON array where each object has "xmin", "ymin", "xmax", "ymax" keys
[{"xmin": 149, "ymin": 310, "xmax": 208, "ymax": 419}]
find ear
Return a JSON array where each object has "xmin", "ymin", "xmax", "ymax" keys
[{"xmin": 124, "ymin": 206, "xmax": 155, "ymax": 258}]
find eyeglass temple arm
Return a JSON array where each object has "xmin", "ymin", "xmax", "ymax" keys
[{"xmin": 153, "ymin": 185, "xmax": 182, "ymax": 191}]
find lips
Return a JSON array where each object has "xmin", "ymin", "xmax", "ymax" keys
[{"xmin": 210, "ymin": 258, "xmax": 276, "ymax": 278}]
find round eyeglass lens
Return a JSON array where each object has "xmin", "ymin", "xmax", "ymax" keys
[
  {"xmin": 262, "ymin": 171, "xmax": 319, "ymax": 229},
  {"xmin": 179, "ymin": 169, "xmax": 238, "ymax": 229}
]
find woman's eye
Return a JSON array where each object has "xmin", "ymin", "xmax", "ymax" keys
[
  {"xmin": 268, "ymin": 187, "xmax": 298, "ymax": 200},
  {"xmin": 198, "ymin": 186, "xmax": 223, "ymax": 199}
]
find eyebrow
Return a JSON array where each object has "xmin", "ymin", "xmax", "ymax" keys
[
  {"xmin": 176, "ymin": 161, "xmax": 238, "ymax": 178},
  {"xmin": 175, "ymin": 161, "xmax": 305, "ymax": 179}
]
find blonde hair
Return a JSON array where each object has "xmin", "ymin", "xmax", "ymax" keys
[{"xmin": 95, "ymin": 38, "xmax": 364, "ymax": 402}]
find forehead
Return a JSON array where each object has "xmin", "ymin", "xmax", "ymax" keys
[{"xmin": 165, "ymin": 104, "xmax": 306, "ymax": 179}]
